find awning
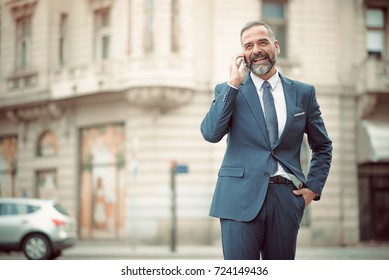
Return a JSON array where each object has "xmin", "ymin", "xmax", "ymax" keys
[{"xmin": 358, "ymin": 120, "xmax": 389, "ymax": 163}]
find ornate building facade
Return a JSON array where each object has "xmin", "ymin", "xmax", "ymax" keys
[{"xmin": 0, "ymin": 0, "xmax": 388, "ymax": 246}]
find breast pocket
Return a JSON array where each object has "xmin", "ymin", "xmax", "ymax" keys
[
  {"xmin": 218, "ymin": 167, "xmax": 245, "ymax": 178},
  {"xmin": 288, "ymin": 112, "xmax": 306, "ymax": 138}
]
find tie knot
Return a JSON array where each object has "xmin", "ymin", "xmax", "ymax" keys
[{"xmin": 262, "ymin": 81, "xmax": 271, "ymax": 90}]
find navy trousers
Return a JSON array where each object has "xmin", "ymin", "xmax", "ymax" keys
[{"xmin": 220, "ymin": 183, "xmax": 305, "ymax": 260}]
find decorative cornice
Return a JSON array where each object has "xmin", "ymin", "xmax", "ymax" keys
[
  {"xmin": 88, "ymin": 0, "xmax": 114, "ymax": 10},
  {"xmin": 125, "ymin": 86, "xmax": 194, "ymax": 112},
  {"xmin": 6, "ymin": 0, "xmax": 37, "ymax": 18},
  {"xmin": 6, "ymin": 103, "xmax": 65, "ymax": 123}
]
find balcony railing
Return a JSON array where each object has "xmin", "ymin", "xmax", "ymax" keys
[
  {"xmin": 7, "ymin": 71, "xmax": 38, "ymax": 91},
  {"xmin": 356, "ymin": 58, "xmax": 389, "ymax": 94},
  {"xmin": 50, "ymin": 57, "xmax": 195, "ymax": 111}
]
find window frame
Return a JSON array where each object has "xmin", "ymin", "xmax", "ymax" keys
[
  {"xmin": 144, "ymin": 0, "xmax": 154, "ymax": 53},
  {"xmin": 35, "ymin": 169, "xmax": 58, "ymax": 200},
  {"xmin": 366, "ymin": 7, "xmax": 387, "ymax": 58},
  {"xmin": 15, "ymin": 15, "xmax": 32, "ymax": 71},
  {"xmin": 171, "ymin": 0, "xmax": 180, "ymax": 53},
  {"xmin": 59, "ymin": 13, "xmax": 68, "ymax": 67},
  {"xmin": 261, "ymin": 0, "xmax": 288, "ymax": 59},
  {"xmin": 36, "ymin": 130, "xmax": 58, "ymax": 158},
  {"xmin": 94, "ymin": 7, "xmax": 111, "ymax": 61}
]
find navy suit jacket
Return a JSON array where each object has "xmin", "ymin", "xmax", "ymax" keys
[{"xmin": 201, "ymin": 72, "xmax": 332, "ymax": 222}]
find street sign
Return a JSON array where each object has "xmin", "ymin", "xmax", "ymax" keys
[
  {"xmin": 169, "ymin": 161, "xmax": 189, "ymax": 252},
  {"xmin": 175, "ymin": 164, "xmax": 189, "ymax": 174}
]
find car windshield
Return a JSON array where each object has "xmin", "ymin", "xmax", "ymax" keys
[{"xmin": 53, "ymin": 203, "xmax": 69, "ymax": 216}]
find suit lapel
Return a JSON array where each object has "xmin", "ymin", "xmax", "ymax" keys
[
  {"xmin": 277, "ymin": 74, "xmax": 297, "ymax": 145},
  {"xmin": 239, "ymin": 72, "xmax": 298, "ymax": 147},
  {"xmin": 240, "ymin": 73, "xmax": 271, "ymax": 146}
]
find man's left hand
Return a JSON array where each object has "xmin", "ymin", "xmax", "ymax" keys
[{"xmin": 293, "ymin": 188, "xmax": 316, "ymax": 208}]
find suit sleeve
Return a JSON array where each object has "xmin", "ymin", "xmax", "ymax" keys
[
  {"xmin": 200, "ymin": 83, "xmax": 239, "ymax": 143},
  {"xmin": 305, "ymin": 86, "xmax": 333, "ymax": 199}
]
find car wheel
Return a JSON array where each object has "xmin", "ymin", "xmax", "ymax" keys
[
  {"xmin": 49, "ymin": 250, "xmax": 62, "ymax": 260},
  {"xmin": 22, "ymin": 234, "xmax": 52, "ymax": 260}
]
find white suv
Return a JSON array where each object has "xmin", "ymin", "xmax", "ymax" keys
[{"xmin": 0, "ymin": 198, "xmax": 77, "ymax": 260}]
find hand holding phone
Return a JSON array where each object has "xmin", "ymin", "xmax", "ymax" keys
[
  {"xmin": 229, "ymin": 54, "xmax": 247, "ymax": 88},
  {"xmin": 238, "ymin": 58, "xmax": 246, "ymax": 72}
]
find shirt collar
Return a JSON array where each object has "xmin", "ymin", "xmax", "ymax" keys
[{"xmin": 250, "ymin": 69, "xmax": 280, "ymax": 91}]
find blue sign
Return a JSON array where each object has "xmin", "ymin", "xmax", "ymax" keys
[{"xmin": 176, "ymin": 164, "xmax": 189, "ymax": 174}]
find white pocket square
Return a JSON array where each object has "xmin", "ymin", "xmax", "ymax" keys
[{"xmin": 294, "ymin": 112, "xmax": 305, "ymax": 117}]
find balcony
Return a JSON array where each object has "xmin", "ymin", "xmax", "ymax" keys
[
  {"xmin": 0, "ymin": 70, "xmax": 53, "ymax": 108},
  {"xmin": 125, "ymin": 86, "xmax": 194, "ymax": 113},
  {"xmin": 50, "ymin": 62, "xmax": 117, "ymax": 99},
  {"xmin": 356, "ymin": 58, "xmax": 389, "ymax": 94},
  {"xmin": 50, "ymin": 56, "xmax": 195, "ymax": 111},
  {"xmin": 7, "ymin": 71, "xmax": 38, "ymax": 91}
]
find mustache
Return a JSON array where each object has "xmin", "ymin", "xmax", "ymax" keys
[
  {"xmin": 247, "ymin": 52, "xmax": 269, "ymax": 68},
  {"xmin": 250, "ymin": 53, "xmax": 269, "ymax": 60}
]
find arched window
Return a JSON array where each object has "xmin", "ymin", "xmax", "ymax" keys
[{"xmin": 37, "ymin": 130, "xmax": 58, "ymax": 157}]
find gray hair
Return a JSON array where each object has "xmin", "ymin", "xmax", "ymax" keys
[{"xmin": 240, "ymin": 20, "xmax": 276, "ymax": 43}]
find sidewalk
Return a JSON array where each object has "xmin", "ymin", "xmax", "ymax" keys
[
  {"xmin": 62, "ymin": 242, "xmax": 223, "ymax": 259},
  {"xmin": 61, "ymin": 240, "xmax": 389, "ymax": 260}
]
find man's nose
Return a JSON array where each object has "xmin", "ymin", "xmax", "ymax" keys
[{"xmin": 252, "ymin": 45, "xmax": 262, "ymax": 55}]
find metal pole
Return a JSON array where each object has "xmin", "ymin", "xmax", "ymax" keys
[{"xmin": 170, "ymin": 161, "xmax": 177, "ymax": 252}]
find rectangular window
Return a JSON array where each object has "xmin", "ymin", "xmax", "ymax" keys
[
  {"xmin": 59, "ymin": 13, "xmax": 67, "ymax": 66},
  {"xmin": 102, "ymin": 35, "xmax": 110, "ymax": 60},
  {"xmin": 16, "ymin": 15, "xmax": 32, "ymax": 71},
  {"xmin": 36, "ymin": 170, "xmax": 58, "ymax": 200},
  {"xmin": 171, "ymin": 0, "xmax": 179, "ymax": 52},
  {"xmin": 366, "ymin": 8, "xmax": 386, "ymax": 58},
  {"xmin": 262, "ymin": 0, "xmax": 287, "ymax": 59},
  {"xmin": 128, "ymin": 0, "xmax": 132, "ymax": 54},
  {"xmin": 94, "ymin": 8, "xmax": 111, "ymax": 60},
  {"xmin": 144, "ymin": 0, "xmax": 154, "ymax": 53}
]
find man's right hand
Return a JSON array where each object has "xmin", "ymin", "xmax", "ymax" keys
[{"xmin": 228, "ymin": 53, "xmax": 247, "ymax": 88}]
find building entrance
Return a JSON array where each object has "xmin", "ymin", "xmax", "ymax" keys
[{"xmin": 359, "ymin": 163, "xmax": 389, "ymax": 241}]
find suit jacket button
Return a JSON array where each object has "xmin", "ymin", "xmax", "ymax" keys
[{"xmin": 264, "ymin": 172, "xmax": 270, "ymax": 177}]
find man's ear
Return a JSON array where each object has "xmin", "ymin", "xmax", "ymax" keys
[{"xmin": 274, "ymin": 40, "xmax": 281, "ymax": 55}]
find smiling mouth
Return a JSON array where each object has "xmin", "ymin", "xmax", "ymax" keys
[{"xmin": 253, "ymin": 57, "xmax": 267, "ymax": 63}]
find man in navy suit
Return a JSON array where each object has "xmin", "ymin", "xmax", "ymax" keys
[{"xmin": 201, "ymin": 20, "xmax": 332, "ymax": 260}]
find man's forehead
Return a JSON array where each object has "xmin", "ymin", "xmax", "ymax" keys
[{"xmin": 241, "ymin": 25, "xmax": 270, "ymax": 42}]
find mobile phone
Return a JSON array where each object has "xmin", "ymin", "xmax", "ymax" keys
[
  {"xmin": 244, "ymin": 56, "xmax": 249, "ymax": 68},
  {"xmin": 238, "ymin": 58, "xmax": 246, "ymax": 72}
]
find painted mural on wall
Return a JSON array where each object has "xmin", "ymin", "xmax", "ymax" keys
[
  {"xmin": 0, "ymin": 135, "xmax": 18, "ymax": 197},
  {"xmin": 79, "ymin": 124, "xmax": 126, "ymax": 239}
]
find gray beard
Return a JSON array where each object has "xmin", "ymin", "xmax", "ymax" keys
[{"xmin": 250, "ymin": 59, "xmax": 276, "ymax": 76}]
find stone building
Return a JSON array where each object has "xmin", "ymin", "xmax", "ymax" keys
[{"xmin": 0, "ymin": 0, "xmax": 388, "ymax": 247}]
